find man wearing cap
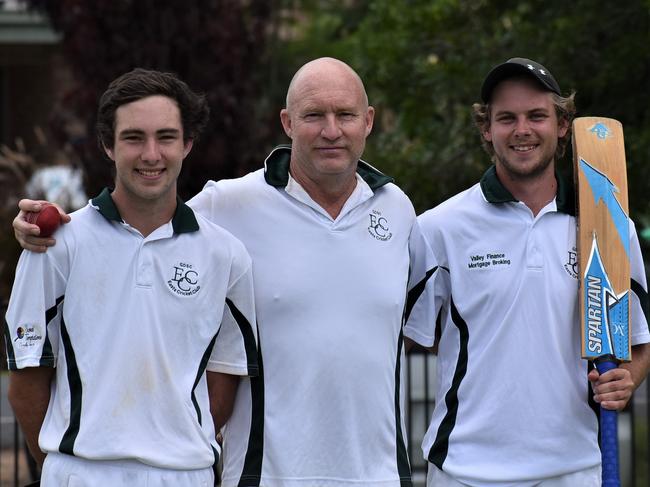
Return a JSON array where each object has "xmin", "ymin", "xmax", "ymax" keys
[{"xmin": 404, "ymin": 58, "xmax": 650, "ymax": 486}]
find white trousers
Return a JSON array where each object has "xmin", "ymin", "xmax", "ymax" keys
[
  {"xmin": 41, "ymin": 453, "xmax": 214, "ymax": 487},
  {"xmin": 427, "ymin": 463, "xmax": 601, "ymax": 487}
]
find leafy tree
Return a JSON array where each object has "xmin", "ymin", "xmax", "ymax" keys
[
  {"xmin": 15, "ymin": 0, "xmax": 650, "ymax": 220},
  {"xmin": 13, "ymin": 0, "xmax": 650, "ymax": 224},
  {"xmin": 353, "ymin": 0, "xmax": 650, "ymax": 222},
  {"xmin": 276, "ymin": 1, "xmax": 649, "ymax": 227}
]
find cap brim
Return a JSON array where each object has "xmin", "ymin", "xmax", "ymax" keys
[{"xmin": 481, "ymin": 62, "xmax": 560, "ymax": 103}]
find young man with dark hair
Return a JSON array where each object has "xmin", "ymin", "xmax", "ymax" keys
[{"xmin": 6, "ymin": 68, "xmax": 258, "ymax": 486}]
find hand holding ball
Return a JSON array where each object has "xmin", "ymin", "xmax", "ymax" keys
[{"xmin": 26, "ymin": 204, "xmax": 62, "ymax": 237}]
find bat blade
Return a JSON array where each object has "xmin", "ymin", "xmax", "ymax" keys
[
  {"xmin": 573, "ymin": 116, "xmax": 631, "ymax": 487},
  {"xmin": 573, "ymin": 117, "xmax": 631, "ymax": 363}
]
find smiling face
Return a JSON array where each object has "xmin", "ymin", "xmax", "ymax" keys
[
  {"xmin": 483, "ymin": 77, "xmax": 568, "ymax": 183},
  {"xmin": 280, "ymin": 58, "xmax": 374, "ymax": 189},
  {"xmin": 104, "ymin": 95, "xmax": 192, "ymax": 211}
]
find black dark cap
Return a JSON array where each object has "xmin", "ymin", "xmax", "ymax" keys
[{"xmin": 480, "ymin": 57, "xmax": 561, "ymax": 103}]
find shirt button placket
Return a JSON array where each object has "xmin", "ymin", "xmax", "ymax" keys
[{"xmin": 136, "ymin": 241, "xmax": 153, "ymax": 287}]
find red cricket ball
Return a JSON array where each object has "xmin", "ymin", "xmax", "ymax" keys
[{"xmin": 26, "ymin": 204, "xmax": 62, "ymax": 237}]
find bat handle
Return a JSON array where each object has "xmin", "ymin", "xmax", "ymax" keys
[{"xmin": 595, "ymin": 357, "xmax": 620, "ymax": 487}]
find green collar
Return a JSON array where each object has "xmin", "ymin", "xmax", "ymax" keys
[
  {"xmin": 479, "ymin": 165, "xmax": 575, "ymax": 216},
  {"xmin": 263, "ymin": 145, "xmax": 394, "ymax": 190},
  {"xmin": 91, "ymin": 188, "xmax": 199, "ymax": 234}
]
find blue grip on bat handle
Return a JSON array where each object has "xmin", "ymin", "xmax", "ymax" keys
[{"xmin": 595, "ymin": 358, "xmax": 620, "ymax": 487}]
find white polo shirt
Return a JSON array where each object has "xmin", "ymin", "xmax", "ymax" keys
[
  {"xmin": 405, "ymin": 166, "xmax": 650, "ymax": 486},
  {"xmin": 188, "ymin": 146, "xmax": 437, "ymax": 487},
  {"xmin": 5, "ymin": 189, "xmax": 258, "ymax": 470}
]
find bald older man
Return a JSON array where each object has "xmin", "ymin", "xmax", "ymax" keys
[{"xmin": 13, "ymin": 58, "xmax": 437, "ymax": 487}]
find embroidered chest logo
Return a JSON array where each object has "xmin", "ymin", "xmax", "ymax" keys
[
  {"xmin": 14, "ymin": 326, "xmax": 42, "ymax": 348},
  {"xmin": 368, "ymin": 210, "xmax": 392, "ymax": 241},
  {"xmin": 564, "ymin": 247, "xmax": 578, "ymax": 279},
  {"xmin": 168, "ymin": 262, "xmax": 201, "ymax": 296}
]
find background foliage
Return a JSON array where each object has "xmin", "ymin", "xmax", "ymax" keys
[
  {"xmin": 19, "ymin": 0, "xmax": 650, "ymax": 221},
  {"xmin": 277, "ymin": 0, "xmax": 650, "ymax": 222}
]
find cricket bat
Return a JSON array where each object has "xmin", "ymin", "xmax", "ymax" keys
[{"xmin": 573, "ymin": 116, "xmax": 630, "ymax": 487}]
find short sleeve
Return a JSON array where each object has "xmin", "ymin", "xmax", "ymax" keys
[
  {"xmin": 403, "ymin": 218, "xmax": 445, "ymax": 348},
  {"xmin": 5, "ymin": 249, "xmax": 68, "ymax": 370},
  {"xmin": 630, "ymin": 220, "xmax": 650, "ymax": 346},
  {"xmin": 208, "ymin": 244, "xmax": 258, "ymax": 376}
]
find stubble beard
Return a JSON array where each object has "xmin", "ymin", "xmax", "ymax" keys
[{"xmin": 495, "ymin": 150, "xmax": 555, "ymax": 182}]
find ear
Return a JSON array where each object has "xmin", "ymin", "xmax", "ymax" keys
[
  {"xmin": 103, "ymin": 144, "xmax": 115, "ymax": 161},
  {"xmin": 483, "ymin": 127, "xmax": 493, "ymax": 142},
  {"xmin": 183, "ymin": 139, "xmax": 194, "ymax": 158},
  {"xmin": 365, "ymin": 106, "xmax": 375, "ymax": 137},
  {"xmin": 280, "ymin": 109, "xmax": 292, "ymax": 138}
]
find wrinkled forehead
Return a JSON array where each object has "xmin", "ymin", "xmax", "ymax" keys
[
  {"xmin": 295, "ymin": 81, "xmax": 367, "ymax": 112},
  {"xmin": 286, "ymin": 61, "xmax": 368, "ymax": 109}
]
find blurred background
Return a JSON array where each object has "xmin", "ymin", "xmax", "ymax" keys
[{"xmin": 0, "ymin": 0, "xmax": 648, "ymax": 485}]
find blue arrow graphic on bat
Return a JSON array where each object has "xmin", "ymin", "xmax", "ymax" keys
[{"xmin": 579, "ymin": 158, "xmax": 630, "ymax": 257}]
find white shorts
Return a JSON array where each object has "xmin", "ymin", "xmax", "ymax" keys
[
  {"xmin": 427, "ymin": 463, "xmax": 601, "ymax": 487},
  {"xmin": 41, "ymin": 453, "xmax": 214, "ymax": 487}
]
